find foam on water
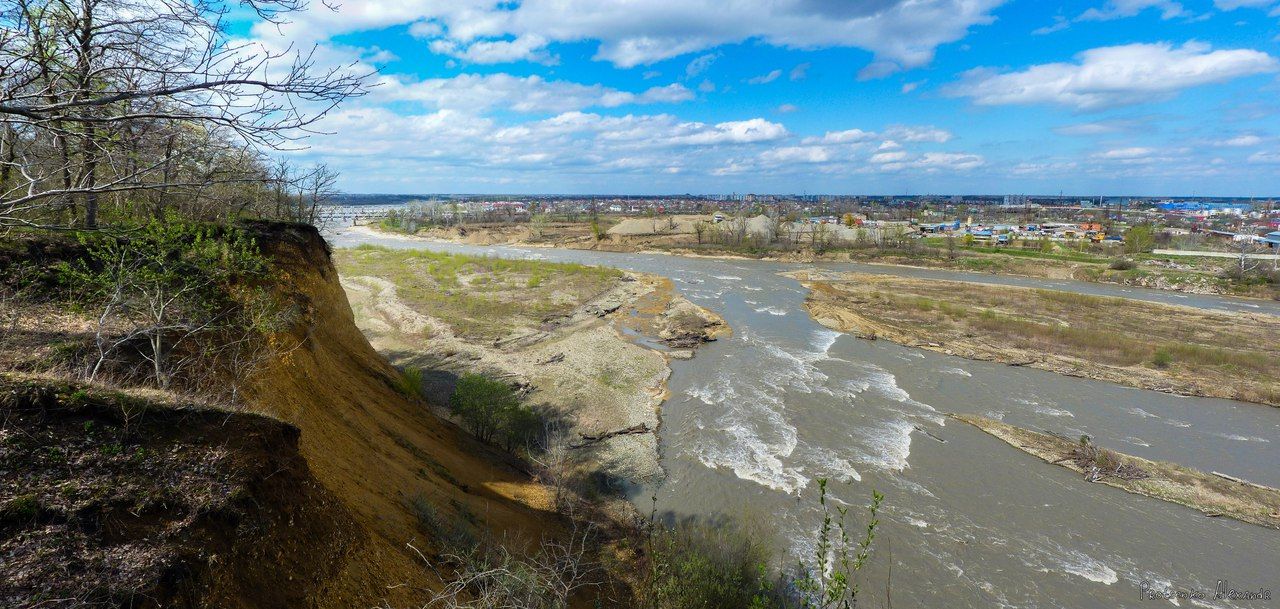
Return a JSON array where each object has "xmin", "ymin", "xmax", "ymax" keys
[
  {"xmin": 1059, "ymin": 554, "xmax": 1119, "ymax": 585},
  {"xmin": 1033, "ymin": 405, "xmax": 1075, "ymax": 418},
  {"xmin": 694, "ymin": 419, "xmax": 808, "ymax": 494},
  {"xmin": 1210, "ymin": 432, "xmax": 1269, "ymax": 443},
  {"xmin": 1025, "ymin": 543, "xmax": 1120, "ymax": 586},
  {"xmin": 809, "ymin": 328, "xmax": 843, "ymax": 356},
  {"xmin": 1124, "ymin": 436, "xmax": 1152, "ymax": 447},
  {"xmin": 712, "ymin": 274, "xmax": 743, "ymax": 281},
  {"xmin": 681, "ymin": 338, "xmax": 841, "ymax": 493},
  {"xmin": 849, "ymin": 362, "xmax": 943, "ymax": 424},
  {"xmin": 753, "ymin": 305, "xmax": 788, "ymax": 316},
  {"xmin": 801, "ymin": 445, "xmax": 862, "ymax": 483},
  {"xmin": 884, "ymin": 473, "xmax": 937, "ymax": 498},
  {"xmin": 941, "ymin": 366, "xmax": 973, "ymax": 377},
  {"xmin": 852, "ymin": 418, "xmax": 915, "ymax": 471},
  {"xmin": 684, "ymin": 375, "xmax": 807, "ymax": 494}
]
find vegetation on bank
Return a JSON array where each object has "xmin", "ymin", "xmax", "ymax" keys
[
  {"xmin": 368, "ymin": 219, "xmax": 1280, "ymax": 299},
  {"xmin": 401, "ymin": 468, "xmax": 886, "ymax": 609},
  {"xmin": 952, "ymin": 414, "xmax": 1280, "ymax": 530},
  {"xmin": 796, "ymin": 273, "xmax": 1280, "ymax": 406},
  {"xmin": 1, "ymin": 220, "xmax": 301, "ymax": 407},
  {"xmin": 336, "ymin": 244, "xmax": 620, "ymax": 341}
]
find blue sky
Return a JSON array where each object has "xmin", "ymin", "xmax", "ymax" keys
[{"xmin": 238, "ymin": 1, "xmax": 1280, "ymax": 195}]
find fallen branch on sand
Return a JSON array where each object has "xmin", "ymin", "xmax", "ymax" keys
[{"xmin": 570, "ymin": 423, "xmax": 651, "ymax": 449}]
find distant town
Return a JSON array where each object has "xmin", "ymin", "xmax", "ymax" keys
[{"xmin": 330, "ymin": 193, "xmax": 1280, "ymax": 249}]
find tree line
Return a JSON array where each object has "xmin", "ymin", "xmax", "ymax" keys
[{"xmin": 0, "ymin": 0, "xmax": 366, "ymax": 230}]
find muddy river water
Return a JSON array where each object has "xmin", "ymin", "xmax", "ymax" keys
[{"xmin": 328, "ymin": 227, "xmax": 1280, "ymax": 609}]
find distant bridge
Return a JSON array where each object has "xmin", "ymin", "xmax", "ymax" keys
[{"xmin": 315, "ymin": 205, "xmax": 398, "ymax": 226}]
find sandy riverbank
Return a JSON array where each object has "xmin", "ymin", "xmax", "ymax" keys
[
  {"xmin": 787, "ymin": 270, "xmax": 1280, "ymax": 407},
  {"xmin": 333, "ymin": 244, "xmax": 728, "ymax": 487}
]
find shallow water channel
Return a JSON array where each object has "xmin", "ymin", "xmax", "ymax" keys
[{"xmin": 328, "ymin": 227, "xmax": 1280, "ymax": 609}]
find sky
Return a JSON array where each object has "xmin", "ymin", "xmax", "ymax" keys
[{"xmin": 234, "ymin": 1, "xmax": 1280, "ymax": 196}]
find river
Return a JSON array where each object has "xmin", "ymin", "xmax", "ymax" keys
[{"xmin": 327, "ymin": 227, "xmax": 1280, "ymax": 609}]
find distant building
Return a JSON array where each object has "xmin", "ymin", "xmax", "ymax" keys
[
  {"xmin": 1157, "ymin": 201, "xmax": 1248, "ymax": 216},
  {"xmin": 1002, "ymin": 194, "xmax": 1028, "ymax": 207}
]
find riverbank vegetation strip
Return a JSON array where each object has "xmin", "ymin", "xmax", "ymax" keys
[
  {"xmin": 363, "ymin": 219, "xmax": 1279, "ymax": 300},
  {"xmin": 789, "ymin": 271, "xmax": 1280, "ymax": 406},
  {"xmin": 950, "ymin": 414, "xmax": 1280, "ymax": 530}
]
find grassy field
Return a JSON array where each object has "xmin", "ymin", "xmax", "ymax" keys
[
  {"xmin": 334, "ymin": 244, "xmax": 621, "ymax": 341},
  {"xmin": 797, "ymin": 272, "xmax": 1280, "ymax": 405}
]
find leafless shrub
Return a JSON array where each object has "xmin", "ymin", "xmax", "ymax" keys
[
  {"xmin": 401, "ymin": 514, "xmax": 606, "ymax": 609},
  {"xmin": 1067, "ymin": 436, "xmax": 1148, "ymax": 482}
]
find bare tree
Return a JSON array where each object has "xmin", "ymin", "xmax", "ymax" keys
[
  {"xmin": 297, "ymin": 161, "xmax": 339, "ymax": 227},
  {"xmin": 0, "ymin": 0, "xmax": 367, "ymax": 229}
]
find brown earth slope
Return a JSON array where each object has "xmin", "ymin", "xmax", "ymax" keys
[
  {"xmin": 1, "ymin": 223, "xmax": 569, "ymax": 608},
  {"xmin": 238, "ymin": 224, "xmax": 567, "ymax": 605}
]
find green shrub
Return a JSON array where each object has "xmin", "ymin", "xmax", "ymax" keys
[
  {"xmin": 396, "ymin": 367, "xmax": 425, "ymax": 398},
  {"xmin": 1095, "ymin": 448, "xmax": 1121, "ymax": 471},
  {"xmin": 638, "ymin": 481, "xmax": 883, "ymax": 609},
  {"xmin": 793, "ymin": 481, "xmax": 883, "ymax": 609},
  {"xmin": 1109, "ymin": 257, "xmax": 1137, "ymax": 270},
  {"xmin": 1152, "ymin": 349, "xmax": 1173, "ymax": 369},
  {"xmin": 1, "ymin": 494, "xmax": 40, "ymax": 525},
  {"xmin": 59, "ymin": 220, "xmax": 283, "ymax": 397},
  {"xmin": 1124, "ymin": 224, "xmax": 1156, "ymax": 254},
  {"xmin": 642, "ymin": 518, "xmax": 776, "ymax": 609},
  {"xmin": 450, "ymin": 373, "xmax": 541, "ymax": 450}
]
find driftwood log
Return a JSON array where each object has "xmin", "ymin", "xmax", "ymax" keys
[
  {"xmin": 912, "ymin": 425, "xmax": 946, "ymax": 443},
  {"xmin": 570, "ymin": 423, "xmax": 651, "ymax": 449},
  {"xmin": 1211, "ymin": 471, "xmax": 1271, "ymax": 490}
]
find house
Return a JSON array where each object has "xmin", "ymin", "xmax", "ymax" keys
[
  {"xmin": 969, "ymin": 228, "xmax": 994, "ymax": 242},
  {"xmin": 1264, "ymin": 231, "xmax": 1280, "ymax": 249}
]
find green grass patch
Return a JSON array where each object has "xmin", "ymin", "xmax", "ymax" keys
[{"xmin": 334, "ymin": 246, "xmax": 621, "ymax": 340}]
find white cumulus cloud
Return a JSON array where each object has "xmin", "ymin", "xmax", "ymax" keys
[
  {"xmin": 948, "ymin": 42, "xmax": 1278, "ymax": 110},
  {"xmin": 257, "ymin": 0, "xmax": 1006, "ymax": 77},
  {"xmin": 374, "ymin": 73, "xmax": 695, "ymax": 113}
]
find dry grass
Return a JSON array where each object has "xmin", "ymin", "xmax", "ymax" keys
[{"xmin": 802, "ymin": 273, "xmax": 1280, "ymax": 405}]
